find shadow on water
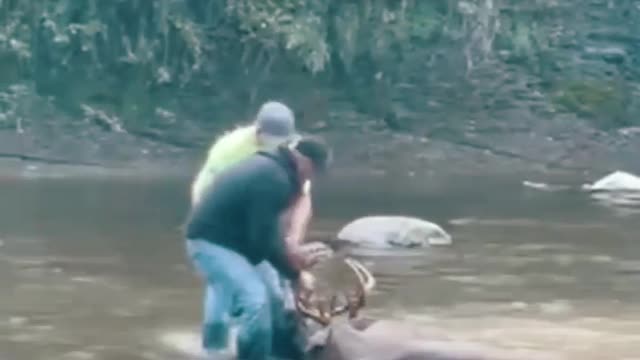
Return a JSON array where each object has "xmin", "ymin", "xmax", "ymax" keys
[{"xmin": 0, "ymin": 173, "xmax": 639, "ymax": 359}]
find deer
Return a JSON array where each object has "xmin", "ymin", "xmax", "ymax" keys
[{"xmin": 293, "ymin": 257, "xmax": 559, "ymax": 360}]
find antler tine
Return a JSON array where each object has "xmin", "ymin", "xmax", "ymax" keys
[
  {"xmin": 343, "ymin": 257, "xmax": 376, "ymax": 318},
  {"xmin": 344, "ymin": 257, "xmax": 376, "ymax": 293},
  {"xmin": 296, "ymin": 257, "xmax": 376, "ymax": 326},
  {"xmin": 296, "ymin": 294, "xmax": 332, "ymax": 326},
  {"xmin": 296, "ymin": 294, "xmax": 352, "ymax": 326}
]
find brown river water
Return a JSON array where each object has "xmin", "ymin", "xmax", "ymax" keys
[{"xmin": 0, "ymin": 168, "xmax": 639, "ymax": 359}]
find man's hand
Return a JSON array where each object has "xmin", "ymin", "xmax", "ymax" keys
[
  {"xmin": 286, "ymin": 242, "xmax": 332, "ymax": 277},
  {"xmin": 296, "ymin": 241, "xmax": 333, "ymax": 268},
  {"xmin": 295, "ymin": 270, "xmax": 317, "ymax": 302},
  {"xmin": 299, "ymin": 270, "xmax": 316, "ymax": 292}
]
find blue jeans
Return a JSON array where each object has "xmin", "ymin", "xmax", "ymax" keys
[
  {"xmin": 185, "ymin": 239, "xmax": 304, "ymax": 360},
  {"xmin": 255, "ymin": 262, "xmax": 305, "ymax": 359}
]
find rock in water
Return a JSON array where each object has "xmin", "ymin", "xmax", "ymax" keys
[
  {"xmin": 582, "ymin": 171, "xmax": 640, "ymax": 192},
  {"xmin": 337, "ymin": 216, "xmax": 452, "ymax": 248}
]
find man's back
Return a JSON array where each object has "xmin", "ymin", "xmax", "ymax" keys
[
  {"xmin": 190, "ymin": 125, "xmax": 259, "ymax": 205},
  {"xmin": 186, "ymin": 149, "xmax": 298, "ymax": 268}
]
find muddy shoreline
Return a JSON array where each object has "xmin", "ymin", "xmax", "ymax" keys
[
  {"xmin": 2, "ymin": 108, "xmax": 637, "ymax": 194},
  {"xmin": 1, "ymin": 118, "xmax": 639, "ymax": 191}
]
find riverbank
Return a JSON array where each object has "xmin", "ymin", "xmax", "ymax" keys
[{"xmin": 1, "ymin": 111, "xmax": 639, "ymax": 190}]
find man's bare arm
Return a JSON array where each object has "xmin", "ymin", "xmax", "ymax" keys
[
  {"xmin": 284, "ymin": 190, "xmax": 312, "ymax": 247},
  {"xmin": 280, "ymin": 180, "xmax": 333, "ymax": 269}
]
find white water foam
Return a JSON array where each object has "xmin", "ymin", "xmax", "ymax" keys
[{"xmin": 157, "ymin": 328, "xmax": 238, "ymax": 359}]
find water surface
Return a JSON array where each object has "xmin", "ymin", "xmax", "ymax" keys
[{"xmin": 0, "ymin": 172, "xmax": 638, "ymax": 359}]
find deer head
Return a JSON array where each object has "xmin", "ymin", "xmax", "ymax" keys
[{"xmin": 295, "ymin": 257, "xmax": 376, "ymax": 327}]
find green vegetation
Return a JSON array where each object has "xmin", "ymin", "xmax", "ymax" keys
[
  {"xmin": 0, "ymin": 0, "xmax": 638, "ymax": 139},
  {"xmin": 553, "ymin": 81, "xmax": 629, "ymax": 129}
]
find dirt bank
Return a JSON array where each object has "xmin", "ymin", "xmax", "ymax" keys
[{"xmin": 1, "ymin": 111, "xmax": 639, "ymax": 188}]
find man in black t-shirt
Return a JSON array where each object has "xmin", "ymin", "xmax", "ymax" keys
[{"xmin": 184, "ymin": 137, "xmax": 331, "ymax": 360}]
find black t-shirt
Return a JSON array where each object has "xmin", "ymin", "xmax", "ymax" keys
[{"xmin": 185, "ymin": 147, "xmax": 301, "ymax": 280}]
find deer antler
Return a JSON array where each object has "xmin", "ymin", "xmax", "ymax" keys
[
  {"xmin": 296, "ymin": 257, "xmax": 376, "ymax": 326},
  {"xmin": 344, "ymin": 257, "xmax": 376, "ymax": 318}
]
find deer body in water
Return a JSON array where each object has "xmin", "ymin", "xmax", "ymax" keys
[{"xmin": 296, "ymin": 257, "xmax": 556, "ymax": 360}]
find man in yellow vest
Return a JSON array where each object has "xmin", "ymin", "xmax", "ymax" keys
[
  {"xmin": 188, "ymin": 101, "xmax": 328, "ymax": 358},
  {"xmin": 191, "ymin": 101, "xmax": 312, "ymax": 248}
]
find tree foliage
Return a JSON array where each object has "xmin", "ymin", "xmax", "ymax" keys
[{"xmin": 0, "ymin": 0, "xmax": 638, "ymax": 137}]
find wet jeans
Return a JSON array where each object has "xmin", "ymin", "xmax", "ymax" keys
[
  {"xmin": 256, "ymin": 262, "xmax": 306, "ymax": 359},
  {"xmin": 185, "ymin": 239, "xmax": 304, "ymax": 360}
]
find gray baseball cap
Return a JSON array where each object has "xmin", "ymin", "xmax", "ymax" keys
[{"xmin": 254, "ymin": 101, "xmax": 297, "ymax": 141}]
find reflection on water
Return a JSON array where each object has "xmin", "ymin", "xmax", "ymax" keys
[
  {"xmin": 589, "ymin": 190, "xmax": 640, "ymax": 217},
  {"xmin": 0, "ymin": 174, "xmax": 639, "ymax": 359}
]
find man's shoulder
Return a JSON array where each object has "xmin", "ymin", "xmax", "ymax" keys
[
  {"xmin": 215, "ymin": 150, "xmax": 277, "ymax": 179},
  {"xmin": 197, "ymin": 125, "xmax": 258, "ymax": 175},
  {"xmin": 239, "ymin": 151, "xmax": 292, "ymax": 189},
  {"xmin": 205, "ymin": 125, "xmax": 257, "ymax": 159},
  {"xmin": 210, "ymin": 125, "xmax": 256, "ymax": 149},
  {"xmin": 246, "ymin": 151, "xmax": 288, "ymax": 175},
  {"xmin": 204, "ymin": 151, "xmax": 292, "ymax": 209}
]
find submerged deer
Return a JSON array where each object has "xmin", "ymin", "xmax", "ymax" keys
[{"xmin": 294, "ymin": 257, "xmax": 556, "ymax": 360}]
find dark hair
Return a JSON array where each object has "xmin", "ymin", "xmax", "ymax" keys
[{"xmin": 293, "ymin": 136, "xmax": 331, "ymax": 173}]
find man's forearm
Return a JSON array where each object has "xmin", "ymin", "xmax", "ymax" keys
[
  {"xmin": 284, "ymin": 192, "xmax": 312, "ymax": 248},
  {"xmin": 261, "ymin": 214, "xmax": 302, "ymax": 281}
]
